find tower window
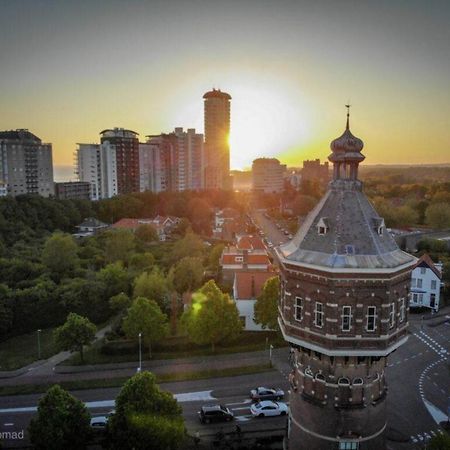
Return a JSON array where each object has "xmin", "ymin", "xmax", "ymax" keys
[
  {"xmin": 314, "ymin": 302, "xmax": 324, "ymax": 328},
  {"xmin": 341, "ymin": 306, "xmax": 352, "ymax": 332},
  {"xmin": 366, "ymin": 306, "xmax": 377, "ymax": 332},
  {"xmin": 389, "ymin": 303, "xmax": 395, "ymax": 329},
  {"xmin": 399, "ymin": 298, "xmax": 406, "ymax": 323},
  {"xmin": 294, "ymin": 296, "xmax": 303, "ymax": 322}
]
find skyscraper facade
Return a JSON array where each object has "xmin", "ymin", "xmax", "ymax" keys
[
  {"xmin": 0, "ymin": 129, "xmax": 54, "ymax": 197},
  {"xmin": 277, "ymin": 110, "xmax": 416, "ymax": 450},
  {"xmin": 252, "ymin": 157, "xmax": 286, "ymax": 193},
  {"xmin": 203, "ymin": 88, "xmax": 231, "ymax": 190},
  {"xmin": 100, "ymin": 128, "xmax": 139, "ymax": 195}
]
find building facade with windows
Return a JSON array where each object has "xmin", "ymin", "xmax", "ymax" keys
[
  {"xmin": 55, "ymin": 181, "xmax": 91, "ymax": 200},
  {"xmin": 203, "ymin": 89, "xmax": 232, "ymax": 190},
  {"xmin": 0, "ymin": 129, "xmax": 54, "ymax": 197},
  {"xmin": 410, "ymin": 254, "xmax": 442, "ymax": 311},
  {"xmin": 276, "ymin": 109, "xmax": 416, "ymax": 450},
  {"xmin": 252, "ymin": 158, "xmax": 286, "ymax": 193}
]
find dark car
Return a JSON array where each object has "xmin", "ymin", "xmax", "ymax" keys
[
  {"xmin": 198, "ymin": 405, "xmax": 234, "ymax": 424},
  {"xmin": 250, "ymin": 387, "xmax": 285, "ymax": 401}
]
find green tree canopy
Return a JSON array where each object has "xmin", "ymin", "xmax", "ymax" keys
[
  {"xmin": 97, "ymin": 262, "xmax": 129, "ymax": 299},
  {"xmin": 133, "ymin": 268, "xmax": 169, "ymax": 310},
  {"xmin": 425, "ymin": 432, "xmax": 450, "ymax": 450},
  {"xmin": 42, "ymin": 233, "xmax": 79, "ymax": 279},
  {"xmin": 109, "ymin": 292, "xmax": 132, "ymax": 313},
  {"xmin": 425, "ymin": 203, "xmax": 450, "ymax": 230},
  {"xmin": 181, "ymin": 280, "xmax": 242, "ymax": 351},
  {"xmin": 104, "ymin": 229, "xmax": 136, "ymax": 264},
  {"xmin": 107, "ymin": 371, "xmax": 184, "ymax": 450},
  {"xmin": 129, "ymin": 252, "xmax": 155, "ymax": 272},
  {"xmin": 208, "ymin": 244, "xmax": 225, "ymax": 272},
  {"xmin": 170, "ymin": 231, "xmax": 205, "ymax": 265},
  {"xmin": 254, "ymin": 276, "xmax": 280, "ymax": 330},
  {"xmin": 135, "ymin": 224, "xmax": 158, "ymax": 243},
  {"xmin": 28, "ymin": 385, "xmax": 91, "ymax": 450},
  {"xmin": 122, "ymin": 297, "xmax": 169, "ymax": 358},
  {"xmin": 169, "ymin": 257, "xmax": 204, "ymax": 295},
  {"xmin": 54, "ymin": 313, "xmax": 96, "ymax": 363}
]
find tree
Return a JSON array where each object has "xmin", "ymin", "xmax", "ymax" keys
[
  {"xmin": 425, "ymin": 203, "xmax": 450, "ymax": 230},
  {"xmin": 133, "ymin": 268, "xmax": 169, "ymax": 310},
  {"xmin": 0, "ymin": 284, "xmax": 12, "ymax": 336},
  {"xmin": 292, "ymin": 194, "xmax": 317, "ymax": 217},
  {"xmin": 97, "ymin": 262, "xmax": 129, "ymax": 299},
  {"xmin": 254, "ymin": 276, "xmax": 280, "ymax": 330},
  {"xmin": 107, "ymin": 371, "xmax": 184, "ymax": 450},
  {"xmin": 135, "ymin": 224, "xmax": 158, "ymax": 243},
  {"xmin": 170, "ymin": 232, "xmax": 204, "ymax": 264},
  {"xmin": 426, "ymin": 432, "xmax": 450, "ymax": 450},
  {"xmin": 208, "ymin": 244, "xmax": 225, "ymax": 272},
  {"xmin": 181, "ymin": 280, "xmax": 242, "ymax": 351},
  {"xmin": 28, "ymin": 385, "xmax": 91, "ymax": 450},
  {"xmin": 129, "ymin": 252, "xmax": 155, "ymax": 272},
  {"xmin": 109, "ymin": 292, "xmax": 132, "ymax": 313},
  {"xmin": 42, "ymin": 233, "xmax": 79, "ymax": 279},
  {"xmin": 169, "ymin": 257, "xmax": 204, "ymax": 295},
  {"xmin": 104, "ymin": 229, "xmax": 135, "ymax": 264},
  {"xmin": 122, "ymin": 297, "xmax": 169, "ymax": 358},
  {"xmin": 54, "ymin": 313, "xmax": 96, "ymax": 363}
]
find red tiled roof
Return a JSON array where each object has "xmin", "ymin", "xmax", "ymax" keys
[
  {"xmin": 112, "ymin": 218, "xmax": 140, "ymax": 230},
  {"xmin": 234, "ymin": 271, "xmax": 277, "ymax": 299},
  {"xmin": 237, "ymin": 235, "xmax": 265, "ymax": 250},
  {"xmin": 414, "ymin": 253, "xmax": 442, "ymax": 279}
]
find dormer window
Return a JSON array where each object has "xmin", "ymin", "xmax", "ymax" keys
[
  {"xmin": 372, "ymin": 217, "xmax": 385, "ymax": 236},
  {"xmin": 317, "ymin": 217, "xmax": 329, "ymax": 236}
]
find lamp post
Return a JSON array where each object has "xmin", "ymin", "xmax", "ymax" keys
[
  {"xmin": 37, "ymin": 329, "xmax": 42, "ymax": 360},
  {"xmin": 137, "ymin": 332, "xmax": 142, "ymax": 373},
  {"xmin": 269, "ymin": 344, "xmax": 273, "ymax": 367}
]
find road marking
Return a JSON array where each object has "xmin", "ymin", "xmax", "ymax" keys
[
  {"xmin": 225, "ymin": 399, "xmax": 252, "ymax": 406},
  {"xmin": 3, "ymin": 423, "xmax": 14, "ymax": 426},
  {"xmin": 232, "ymin": 406, "xmax": 251, "ymax": 411},
  {"xmin": 423, "ymin": 398, "xmax": 448, "ymax": 425}
]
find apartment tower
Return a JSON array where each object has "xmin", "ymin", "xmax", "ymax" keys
[{"xmin": 203, "ymin": 88, "xmax": 231, "ymax": 190}]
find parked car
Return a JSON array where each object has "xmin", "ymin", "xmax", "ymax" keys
[
  {"xmin": 198, "ymin": 405, "xmax": 234, "ymax": 424},
  {"xmin": 250, "ymin": 387, "xmax": 285, "ymax": 401},
  {"xmin": 90, "ymin": 416, "xmax": 109, "ymax": 431},
  {"xmin": 250, "ymin": 400, "xmax": 288, "ymax": 418}
]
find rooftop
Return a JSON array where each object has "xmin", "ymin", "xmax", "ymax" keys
[{"xmin": 203, "ymin": 88, "xmax": 232, "ymax": 100}]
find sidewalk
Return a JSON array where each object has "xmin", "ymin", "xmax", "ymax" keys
[{"xmin": 0, "ymin": 323, "xmax": 112, "ymax": 381}]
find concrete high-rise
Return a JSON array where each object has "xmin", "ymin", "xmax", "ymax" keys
[
  {"xmin": 0, "ymin": 129, "xmax": 54, "ymax": 197},
  {"xmin": 203, "ymin": 88, "xmax": 231, "ymax": 190},
  {"xmin": 252, "ymin": 158, "xmax": 286, "ymax": 193},
  {"xmin": 276, "ymin": 108, "xmax": 416, "ymax": 450}
]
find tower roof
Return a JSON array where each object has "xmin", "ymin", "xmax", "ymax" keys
[{"xmin": 203, "ymin": 88, "xmax": 231, "ymax": 100}]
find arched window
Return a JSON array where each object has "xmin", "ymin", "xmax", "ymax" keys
[
  {"xmin": 338, "ymin": 377, "xmax": 350, "ymax": 386},
  {"xmin": 353, "ymin": 378, "xmax": 363, "ymax": 386}
]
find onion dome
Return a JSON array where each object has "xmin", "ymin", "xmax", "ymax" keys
[{"xmin": 329, "ymin": 105, "xmax": 364, "ymax": 164}]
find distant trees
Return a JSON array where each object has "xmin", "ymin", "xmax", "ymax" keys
[
  {"xmin": 54, "ymin": 313, "xmax": 96, "ymax": 363},
  {"xmin": 181, "ymin": 280, "xmax": 242, "ymax": 351},
  {"xmin": 107, "ymin": 372, "xmax": 184, "ymax": 450},
  {"xmin": 169, "ymin": 257, "xmax": 204, "ymax": 296},
  {"xmin": 292, "ymin": 194, "xmax": 317, "ymax": 217},
  {"xmin": 122, "ymin": 297, "xmax": 169, "ymax": 358},
  {"xmin": 425, "ymin": 203, "xmax": 450, "ymax": 230},
  {"xmin": 104, "ymin": 229, "xmax": 135, "ymax": 264},
  {"xmin": 170, "ymin": 232, "xmax": 205, "ymax": 264},
  {"xmin": 28, "ymin": 385, "xmax": 91, "ymax": 450},
  {"xmin": 133, "ymin": 268, "xmax": 169, "ymax": 310},
  {"xmin": 42, "ymin": 233, "xmax": 79, "ymax": 279},
  {"xmin": 254, "ymin": 276, "xmax": 280, "ymax": 330},
  {"xmin": 135, "ymin": 224, "xmax": 158, "ymax": 243}
]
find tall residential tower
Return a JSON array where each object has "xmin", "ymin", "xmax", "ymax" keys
[
  {"xmin": 203, "ymin": 88, "xmax": 231, "ymax": 190},
  {"xmin": 277, "ymin": 108, "xmax": 416, "ymax": 450}
]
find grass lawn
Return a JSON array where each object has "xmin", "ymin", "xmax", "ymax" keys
[
  {"xmin": 0, "ymin": 363, "xmax": 274, "ymax": 396},
  {"xmin": 64, "ymin": 331, "xmax": 287, "ymax": 366},
  {"xmin": 0, "ymin": 328, "xmax": 58, "ymax": 371}
]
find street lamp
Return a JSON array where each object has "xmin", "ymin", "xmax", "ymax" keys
[
  {"xmin": 137, "ymin": 332, "xmax": 142, "ymax": 373},
  {"xmin": 269, "ymin": 344, "xmax": 274, "ymax": 367},
  {"xmin": 37, "ymin": 329, "xmax": 42, "ymax": 360}
]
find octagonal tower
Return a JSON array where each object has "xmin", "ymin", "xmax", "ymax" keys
[{"xmin": 276, "ymin": 107, "xmax": 416, "ymax": 450}]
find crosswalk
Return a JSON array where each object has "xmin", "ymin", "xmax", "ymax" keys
[{"xmin": 410, "ymin": 428, "xmax": 444, "ymax": 445}]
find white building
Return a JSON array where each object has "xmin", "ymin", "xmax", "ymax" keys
[
  {"xmin": 252, "ymin": 158, "xmax": 285, "ymax": 193},
  {"xmin": 410, "ymin": 254, "xmax": 442, "ymax": 311},
  {"xmin": 233, "ymin": 271, "xmax": 276, "ymax": 331}
]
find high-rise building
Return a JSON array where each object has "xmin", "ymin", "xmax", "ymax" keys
[
  {"xmin": 276, "ymin": 109, "xmax": 416, "ymax": 450},
  {"xmin": 100, "ymin": 128, "xmax": 139, "ymax": 195},
  {"xmin": 302, "ymin": 158, "xmax": 330, "ymax": 185},
  {"xmin": 203, "ymin": 88, "xmax": 231, "ymax": 190},
  {"xmin": 140, "ymin": 128, "xmax": 204, "ymax": 193},
  {"xmin": 0, "ymin": 129, "xmax": 54, "ymax": 197},
  {"xmin": 54, "ymin": 181, "xmax": 91, "ymax": 200},
  {"xmin": 252, "ymin": 158, "xmax": 286, "ymax": 193}
]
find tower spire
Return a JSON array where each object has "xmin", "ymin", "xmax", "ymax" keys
[{"xmin": 345, "ymin": 103, "xmax": 351, "ymax": 130}]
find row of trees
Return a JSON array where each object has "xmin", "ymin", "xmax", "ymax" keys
[{"xmin": 27, "ymin": 372, "xmax": 185, "ymax": 450}]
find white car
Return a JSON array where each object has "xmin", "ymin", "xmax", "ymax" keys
[
  {"xmin": 250, "ymin": 400, "xmax": 289, "ymax": 418},
  {"xmin": 90, "ymin": 415, "xmax": 109, "ymax": 430}
]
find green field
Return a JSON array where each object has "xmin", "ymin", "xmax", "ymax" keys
[{"xmin": 0, "ymin": 328, "xmax": 57, "ymax": 371}]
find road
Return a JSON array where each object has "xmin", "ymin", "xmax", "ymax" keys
[{"xmin": 1, "ymin": 319, "xmax": 449, "ymax": 449}]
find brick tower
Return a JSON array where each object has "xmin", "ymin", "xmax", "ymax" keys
[{"xmin": 276, "ymin": 107, "xmax": 416, "ymax": 450}]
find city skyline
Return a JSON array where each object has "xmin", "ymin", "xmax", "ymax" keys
[{"xmin": 1, "ymin": 0, "xmax": 449, "ymax": 177}]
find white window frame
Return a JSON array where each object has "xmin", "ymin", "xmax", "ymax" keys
[
  {"xmin": 399, "ymin": 298, "xmax": 405, "ymax": 322},
  {"xmin": 417, "ymin": 278, "xmax": 422, "ymax": 288},
  {"xmin": 411, "ymin": 278, "xmax": 416, "ymax": 288},
  {"xmin": 366, "ymin": 306, "xmax": 377, "ymax": 332},
  {"xmin": 389, "ymin": 303, "xmax": 395, "ymax": 329},
  {"xmin": 235, "ymin": 256, "xmax": 243, "ymax": 262},
  {"xmin": 341, "ymin": 306, "xmax": 352, "ymax": 332},
  {"xmin": 294, "ymin": 296, "xmax": 303, "ymax": 322},
  {"xmin": 420, "ymin": 267, "xmax": 426, "ymax": 275},
  {"xmin": 431, "ymin": 279, "xmax": 437, "ymax": 290},
  {"xmin": 314, "ymin": 302, "xmax": 324, "ymax": 328}
]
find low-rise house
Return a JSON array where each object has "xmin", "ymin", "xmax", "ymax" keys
[
  {"xmin": 233, "ymin": 271, "xmax": 277, "ymax": 331},
  {"xmin": 112, "ymin": 216, "xmax": 179, "ymax": 241},
  {"xmin": 410, "ymin": 254, "xmax": 442, "ymax": 311},
  {"xmin": 74, "ymin": 217, "xmax": 109, "ymax": 237},
  {"xmin": 213, "ymin": 207, "xmax": 246, "ymax": 241}
]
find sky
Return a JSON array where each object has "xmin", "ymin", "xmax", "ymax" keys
[{"xmin": 0, "ymin": 0, "xmax": 449, "ymax": 180}]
